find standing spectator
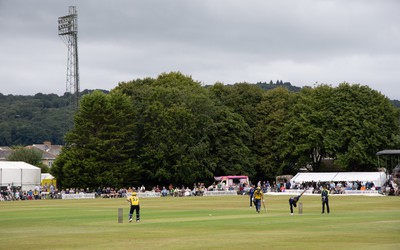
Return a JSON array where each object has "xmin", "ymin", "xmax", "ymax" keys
[
  {"xmin": 248, "ymin": 185, "xmax": 255, "ymax": 208},
  {"xmin": 321, "ymin": 186, "xmax": 330, "ymax": 214},
  {"xmin": 217, "ymin": 182, "xmax": 222, "ymax": 190},
  {"xmin": 253, "ymin": 187, "xmax": 264, "ymax": 213},
  {"xmin": 285, "ymin": 181, "xmax": 291, "ymax": 190},
  {"xmin": 127, "ymin": 192, "xmax": 140, "ymax": 223}
]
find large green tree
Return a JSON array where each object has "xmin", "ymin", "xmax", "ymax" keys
[
  {"xmin": 282, "ymin": 83, "xmax": 400, "ymax": 172},
  {"xmin": 116, "ymin": 72, "xmax": 255, "ymax": 186},
  {"xmin": 208, "ymin": 83, "xmax": 263, "ymax": 178},
  {"xmin": 51, "ymin": 91, "xmax": 139, "ymax": 189},
  {"xmin": 282, "ymin": 86, "xmax": 335, "ymax": 172},
  {"xmin": 116, "ymin": 72, "xmax": 217, "ymax": 186},
  {"xmin": 208, "ymin": 82, "xmax": 264, "ymax": 129},
  {"xmin": 51, "ymin": 75, "xmax": 400, "ymax": 189},
  {"xmin": 329, "ymin": 83, "xmax": 400, "ymax": 170},
  {"xmin": 254, "ymin": 87, "xmax": 293, "ymax": 178},
  {"xmin": 208, "ymin": 106, "xmax": 254, "ymax": 177}
]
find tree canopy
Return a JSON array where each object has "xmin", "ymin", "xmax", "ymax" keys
[
  {"xmin": 7, "ymin": 146, "xmax": 49, "ymax": 172},
  {"xmin": 50, "ymin": 73, "xmax": 400, "ymax": 189}
]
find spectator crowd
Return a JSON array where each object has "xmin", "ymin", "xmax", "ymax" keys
[{"xmin": 2, "ymin": 174, "xmax": 399, "ymax": 202}]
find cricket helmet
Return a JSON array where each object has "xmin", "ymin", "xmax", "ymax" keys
[
  {"xmin": 256, "ymin": 187, "xmax": 261, "ymax": 190},
  {"xmin": 132, "ymin": 192, "xmax": 137, "ymax": 196}
]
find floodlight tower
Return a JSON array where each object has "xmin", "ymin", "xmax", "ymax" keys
[{"xmin": 58, "ymin": 6, "xmax": 80, "ymax": 110}]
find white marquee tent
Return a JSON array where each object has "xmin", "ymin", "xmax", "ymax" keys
[
  {"xmin": 290, "ymin": 172, "xmax": 387, "ymax": 188},
  {"xmin": 0, "ymin": 161, "xmax": 41, "ymax": 191}
]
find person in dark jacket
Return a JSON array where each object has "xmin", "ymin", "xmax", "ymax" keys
[
  {"xmin": 288, "ymin": 195, "xmax": 301, "ymax": 215},
  {"xmin": 321, "ymin": 186, "xmax": 330, "ymax": 214},
  {"xmin": 289, "ymin": 189, "xmax": 307, "ymax": 215},
  {"xmin": 248, "ymin": 185, "xmax": 255, "ymax": 208}
]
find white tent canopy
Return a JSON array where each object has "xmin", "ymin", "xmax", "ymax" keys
[
  {"xmin": 290, "ymin": 173, "xmax": 338, "ymax": 183},
  {"xmin": 291, "ymin": 172, "xmax": 387, "ymax": 187},
  {"xmin": 41, "ymin": 173, "xmax": 55, "ymax": 181},
  {"xmin": 0, "ymin": 161, "xmax": 41, "ymax": 191}
]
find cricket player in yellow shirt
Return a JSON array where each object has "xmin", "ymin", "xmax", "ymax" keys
[
  {"xmin": 127, "ymin": 192, "xmax": 140, "ymax": 222},
  {"xmin": 253, "ymin": 187, "xmax": 264, "ymax": 213}
]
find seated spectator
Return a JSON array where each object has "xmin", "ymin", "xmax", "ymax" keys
[
  {"xmin": 394, "ymin": 183, "xmax": 399, "ymax": 196},
  {"xmin": 33, "ymin": 189, "xmax": 39, "ymax": 200},
  {"xmin": 161, "ymin": 187, "xmax": 168, "ymax": 197},
  {"xmin": 198, "ymin": 186, "xmax": 205, "ymax": 196},
  {"xmin": 14, "ymin": 190, "xmax": 20, "ymax": 200},
  {"xmin": 184, "ymin": 187, "xmax": 191, "ymax": 196},
  {"xmin": 27, "ymin": 190, "xmax": 33, "ymax": 200},
  {"xmin": 173, "ymin": 188, "xmax": 180, "ymax": 197},
  {"xmin": 179, "ymin": 188, "xmax": 185, "ymax": 197},
  {"xmin": 191, "ymin": 186, "xmax": 198, "ymax": 196}
]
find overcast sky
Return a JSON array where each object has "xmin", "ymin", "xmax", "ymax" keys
[{"xmin": 1, "ymin": 0, "xmax": 399, "ymax": 100}]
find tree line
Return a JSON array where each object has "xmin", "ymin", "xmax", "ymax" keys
[
  {"xmin": 48, "ymin": 72, "xmax": 400, "ymax": 190},
  {"xmin": 0, "ymin": 90, "xmax": 105, "ymax": 146}
]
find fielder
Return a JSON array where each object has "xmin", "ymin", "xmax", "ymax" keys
[{"xmin": 321, "ymin": 186, "xmax": 330, "ymax": 214}]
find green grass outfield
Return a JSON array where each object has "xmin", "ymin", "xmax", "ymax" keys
[{"xmin": 0, "ymin": 195, "xmax": 399, "ymax": 250}]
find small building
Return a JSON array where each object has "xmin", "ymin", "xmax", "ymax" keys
[
  {"xmin": 0, "ymin": 142, "xmax": 62, "ymax": 168},
  {"xmin": 30, "ymin": 141, "xmax": 62, "ymax": 168}
]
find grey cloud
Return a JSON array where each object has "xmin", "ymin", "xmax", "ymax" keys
[{"xmin": 0, "ymin": 0, "xmax": 399, "ymax": 99}]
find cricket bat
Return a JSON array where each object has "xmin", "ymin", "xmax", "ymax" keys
[{"xmin": 262, "ymin": 200, "xmax": 266, "ymax": 213}]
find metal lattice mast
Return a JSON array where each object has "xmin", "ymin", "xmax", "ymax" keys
[{"xmin": 58, "ymin": 6, "xmax": 80, "ymax": 110}]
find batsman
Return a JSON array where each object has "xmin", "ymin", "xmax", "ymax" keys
[
  {"xmin": 288, "ymin": 189, "xmax": 306, "ymax": 215},
  {"xmin": 127, "ymin": 192, "xmax": 140, "ymax": 222},
  {"xmin": 253, "ymin": 187, "xmax": 265, "ymax": 213}
]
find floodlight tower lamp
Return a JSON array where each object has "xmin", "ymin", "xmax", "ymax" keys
[{"xmin": 58, "ymin": 6, "xmax": 80, "ymax": 110}]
